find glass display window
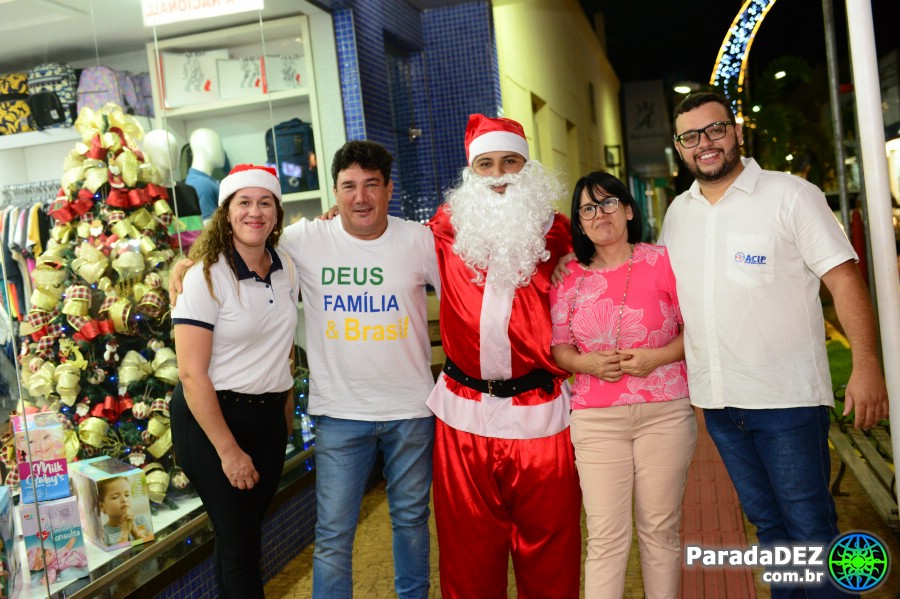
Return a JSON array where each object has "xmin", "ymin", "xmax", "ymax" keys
[{"xmin": 0, "ymin": 2, "xmax": 332, "ymax": 596}]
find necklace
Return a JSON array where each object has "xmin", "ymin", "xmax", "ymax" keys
[{"xmin": 567, "ymin": 244, "xmax": 635, "ymax": 352}]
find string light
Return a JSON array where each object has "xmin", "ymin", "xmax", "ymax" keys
[{"xmin": 710, "ymin": 0, "xmax": 779, "ymax": 120}]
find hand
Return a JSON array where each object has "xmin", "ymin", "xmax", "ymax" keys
[
  {"xmin": 220, "ymin": 448, "xmax": 260, "ymax": 490},
  {"xmin": 842, "ymin": 364, "xmax": 889, "ymax": 429},
  {"xmin": 617, "ymin": 347, "xmax": 663, "ymax": 378},
  {"xmin": 583, "ymin": 350, "xmax": 625, "ymax": 383},
  {"xmin": 122, "ymin": 510, "xmax": 136, "ymax": 535},
  {"xmin": 167, "ymin": 258, "xmax": 195, "ymax": 306},
  {"xmin": 318, "ymin": 205, "xmax": 339, "ymax": 220},
  {"xmin": 551, "ymin": 252, "xmax": 577, "ymax": 286}
]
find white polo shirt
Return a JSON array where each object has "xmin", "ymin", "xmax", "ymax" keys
[
  {"xmin": 172, "ymin": 247, "xmax": 299, "ymax": 394},
  {"xmin": 658, "ymin": 158, "xmax": 856, "ymax": 409}
]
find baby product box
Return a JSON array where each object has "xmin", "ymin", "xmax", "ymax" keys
[
  {"xmin": 18, "ymin": 496, "xmax": 88, "ymax": 585},
  {"xmin": 70, "ymin": 457, "xmax": 154, "ymax": 551},
  {"xmin": 0, "ymin": 487, "xmax": 22, "ymax": 598},
  {"xmin": 12, "ymin": 413, "xmax": 69, "ymax": 504}
]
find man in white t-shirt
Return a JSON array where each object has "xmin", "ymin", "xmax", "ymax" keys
[
  {"xmin": 661, "ymin": 91, "xmax": 888, "ymax": 598},
  {"xmin": 172, "ymin": 141, "xmax": 439, "ymax": 598},
  {"xmin": 282, "ymin": 141, "xmax": 439, "ymax": 599}
]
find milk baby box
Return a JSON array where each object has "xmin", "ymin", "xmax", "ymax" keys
[{"xmin": 12, "ymin": 413, "xmax": 69, "ymax": 504}]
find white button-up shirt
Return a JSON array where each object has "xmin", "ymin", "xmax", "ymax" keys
[{"xmin": 658, "ymin": 158, "xmax": 856, "ymax": 409}]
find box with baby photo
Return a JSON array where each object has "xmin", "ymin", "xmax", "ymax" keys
[
  {"xmin": 12, "ymin": 413, "xmax": 69, "ymax": 504},
  {"xmin": 18, "ymin": 496, "xmax": 89, "ymax": 586},
  {"xmin": 70, "ymin": 457, "xmax": 154, "ymax": 551}
]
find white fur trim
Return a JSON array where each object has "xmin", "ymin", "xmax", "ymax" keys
[
  {"xmin": 425, "ymin": 376, "xmax": 571, "ymax": 439},
  {"xmin": 467, "ymin": 131, "xmax": 530, "ymax": 164},
  {"xmin": 218, "ymin": 170, "xmax": 282, "ymax": 205}
]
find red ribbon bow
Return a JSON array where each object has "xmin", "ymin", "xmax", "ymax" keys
[{"xmin": 90, "ymin": 394, "xmax": 134, "ymax": 421}]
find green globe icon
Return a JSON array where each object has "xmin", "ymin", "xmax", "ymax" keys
[{"xmin": 828, "ymin": 532, "xmax": 889, "ymax": 591}]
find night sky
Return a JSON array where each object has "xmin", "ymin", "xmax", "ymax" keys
[{"xmin": 579, "ymin": 0, "xmax": 900, "ymax": 86}]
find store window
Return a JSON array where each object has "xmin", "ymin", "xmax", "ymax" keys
[{"xmin": 0, "ymin": 1, "xmax": 334, "ymax": 596}]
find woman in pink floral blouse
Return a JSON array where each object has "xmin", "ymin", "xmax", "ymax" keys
[{"xmin": 550, "ymin": 171, "xmax": 697, "ymax": 599}]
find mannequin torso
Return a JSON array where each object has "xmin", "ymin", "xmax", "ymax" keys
[{"xmin": 186, "ymin": 128, "xmax": 226, "ymax": 220}]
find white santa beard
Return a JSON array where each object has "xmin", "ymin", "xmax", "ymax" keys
[{"xmin": 447, "ymin": 161, "xmax": 562, "ymax": 289}]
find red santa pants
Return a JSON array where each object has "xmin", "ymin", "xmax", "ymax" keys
[{"xmin": 433, "ymin": 419, "xmax": 582, "ymax": 598}]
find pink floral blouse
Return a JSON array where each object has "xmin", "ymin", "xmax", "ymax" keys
[{"xmin": 550, "ymin": 243, "xmax": 688, "ymax": 409}]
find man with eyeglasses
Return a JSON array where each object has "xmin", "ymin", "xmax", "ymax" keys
[
  {"xmin": 661, "ymin": 91, "xmax": 888, "ymax": 597},
  {"xmin": 425, "ymin": 114, "xmax": 582, "ymax": 598}
]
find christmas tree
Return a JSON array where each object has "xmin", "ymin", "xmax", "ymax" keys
[{"xmin": 5, "ymin": 104, "xmax": 188, "ymax": 503}]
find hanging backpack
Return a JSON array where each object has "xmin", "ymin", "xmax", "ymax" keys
[
  {"xmin": 264, "ymin": 118, "xmax": 318, "ymax": 193},
  {"xmin": 0, "ymin": 72, "xmax": 35, "ymax": 135},
  {"xmin": 116, "ymin": 71, "xmax": 140, "ymax": 115},
  {"xmin": 77, "ymin": 66, "xmax": 136, "ymax": 115},
  {"xmin": 131, "ymin": 72, "xmax": 155, "ymax": 117},
  {"xmin": 26, "ymin": 63, "xmax": 79, "ymax": 129}
]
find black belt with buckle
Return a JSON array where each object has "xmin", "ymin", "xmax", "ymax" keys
[
  {"xmin": 216, "ymin": 389, "xmax": 287, "ymax": 407},
  {"xmin": 442, "ymin": 356, "xmax": 556, "ymax": 398}
]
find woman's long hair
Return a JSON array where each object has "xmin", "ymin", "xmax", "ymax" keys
[
  {"xmin": 187, "ymin": 193, "xmax": 285, "ymax": 299},
  {"xmin": 569, "ymin": 171, "xmax": 643, "ymax": 265}
]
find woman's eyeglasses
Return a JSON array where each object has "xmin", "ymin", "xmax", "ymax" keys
[{"xmin": 578, "ymin": 197, "xmax": 620, "ymax": 220}]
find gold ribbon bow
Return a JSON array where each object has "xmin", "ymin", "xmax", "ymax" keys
[
  {"xmin": 54, "ymin": 363, "xmax": 82, "ymax": 406},
  {"xmin": 151, "ymin": 348, "xmax": 178, "ymax": 385},
  {"xmin": 118, "ymin": 350, "xmax": 152, "ymax": 385},
  {"xmin": 143, "ymin": 462, "xmax": 170, "ymax": 503},
  {"xmin": 112, "ymin": 251, "xmax": 145, "ymax": 282},
  {"xmin": 78, "ymin": 417, "xmax": 109, "ymax": 448},
  {"xmin": 61, "ymin": 285, "xmax": 91, "ymax": 317},
  {"xmin": 71, "ymin": 241, "xmax": 109, "ymax": 285},
  {"xmin": 23, "ymin": 359, "xmax": 55, "ymax": 399}
]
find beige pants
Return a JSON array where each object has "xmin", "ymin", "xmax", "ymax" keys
[{"xmin": 571, "ymin": 399, "xmax": 697, "ymax": 599}]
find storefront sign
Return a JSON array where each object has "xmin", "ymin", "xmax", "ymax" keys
[
  {"xmin": 142, "ymin": 0, "xmax": 265, "ymax": 27},
  {"xmin": 623, "ymin": 80, "xmax": 672, "ymax": 178}
]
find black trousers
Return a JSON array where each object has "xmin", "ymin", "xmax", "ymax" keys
[{"xmin": 171, "ymin": 383, "xmax": 288, "ymax": 599}]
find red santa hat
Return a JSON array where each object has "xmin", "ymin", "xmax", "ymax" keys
[
  {"xmin": 218, "ymin": 164, "xmax": 281, "ymax": 206},
  {"xmin": 465, "ymin": 114, "xmax": 530, "ymax": 165}
]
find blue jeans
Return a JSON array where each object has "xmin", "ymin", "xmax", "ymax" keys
[
  {"xmin": 312, "ymin": 415, "xmax": 434, "ymax": 599},
  {"xmin": 704, "ymin": 407, "xmax": 854, "ymax": 598}
]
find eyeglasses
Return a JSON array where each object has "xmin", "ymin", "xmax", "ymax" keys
[
  {"xmin": 673, "ymin": 121, "xmax": 734, "ymax": 148},
  {"xmin": 577, "ymin": 197, "xmax": 620, "ymax": 220}
]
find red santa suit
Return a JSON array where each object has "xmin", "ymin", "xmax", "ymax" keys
[{"xmin": 427, "ymin": 204, "xmax": 582, "ymax": 599}]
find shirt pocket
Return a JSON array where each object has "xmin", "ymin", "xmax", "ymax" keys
[{"xmin": 726, "ymin": 233, "xmax": 775, "ymax": 288}]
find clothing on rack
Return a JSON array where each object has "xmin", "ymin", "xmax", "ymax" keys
[{"xmin": 1, "ymin": 181, "xmax": 57, "ymax": 321}]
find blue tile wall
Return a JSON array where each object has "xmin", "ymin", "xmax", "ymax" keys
[
  {"xmin": 423, "ymin": 2, "xmax": 500, "ymax": 195},
  {"xmin": 387, "ymin": 50, "xmax": 440, "ymax": 221},
  {"xmin": 154, "ymin": 483, "xmax": 317, "ymax": 598},
  {"xmin": 334, "ymin": 9, "xmax": 366, "ymax": 141},
  {"xmin": 331, "ymin": 1, "xmax": 499, "ymax": 217}
]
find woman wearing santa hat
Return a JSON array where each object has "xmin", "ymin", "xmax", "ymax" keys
[{"xmin": 171, "ymin": 164, "xmax": 299, "ymax": 599}]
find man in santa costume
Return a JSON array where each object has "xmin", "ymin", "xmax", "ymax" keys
[{"xmin": 427, "ymin": 114, "xmax": 582, "ymax": 598}]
